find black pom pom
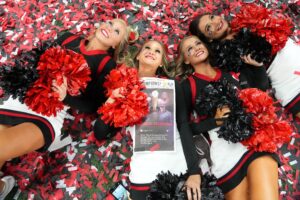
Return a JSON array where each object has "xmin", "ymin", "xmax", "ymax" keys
[
  {"xmin": 147, "ymin": 171, "xmax": 225, "ymax": 200},
  {"xmin": 147, "ymin": 171, "xmax": 187, "ymax": 200},
  {"xmin": 0, "ymin": 40, "xmax": 55, "ymax": 102},
  {"xmin": 0, "ymin": 54, "xmax": 39, "ymax": 102},
  {"xmin": 195, "ymin": 79, "xmax": 253, "ymax": 143},
  {"xmin": 201, "ymin": 174, "xmax": 225, "ymax": 200},
  {"xmin": 209, "ymin": 28, "xmax": 272, "ymax": 72}
]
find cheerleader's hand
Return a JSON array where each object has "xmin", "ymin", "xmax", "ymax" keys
[
  {"xmin": 105, "ymin": 87, "xmax": 125, "ymax": 104},
  {"xmin": 52, "ymin": 76, "xmax": 67, "ymax": 101},
  {"xmin": 185, "ymin": 174, "xmax": 201, "ymax": 200},
  {"xmin": 215, "ymin": 105, "xmax": 230, "ymax": 126},
  {"xmin": 241, "ymin": 54, "xmax": 263, "ymax": 67}
]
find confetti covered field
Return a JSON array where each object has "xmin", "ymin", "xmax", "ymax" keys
[{"xmin": 1, "ymin": 0, "xmax": 300, "ymax": 199}]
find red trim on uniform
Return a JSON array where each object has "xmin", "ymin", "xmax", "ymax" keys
[
  {"xmin": 286, "ymin": 95, "xmax": 300, "ymax": 110},
  {"xmin": 80, "ymin": 40, "xmax": 107, "ymax": 55},
  {"xmin": 217, "ymin": 151, "xmax": 254, "ymax": 185},
  {"xmin": 193, "ymin": 69, "xmax": 222, "ymax": 82},
  {"xmin": 130, "ymin": 185, "xmax": 150, "ymax": 191},
  {"xmin": 188, "ymin": 76, "xmax": 209, "ymax": 123},
  {"xmin": 0, "ymin": 110, "xmax": 55, "ymax": 141},
  {"xmin": 230, "ymin": 72, "xmax": 240, "ymax": 81},
  {"xmin": 97, "ymin": 56, "xmax": 111, "ymax": 76},
  {"xmin": 188, "ymin": 76, "xmax": 197, "ymax": 107},
  {"xmin": 61, "ymin": 35, "xmax": 80, "ymax": 47}
]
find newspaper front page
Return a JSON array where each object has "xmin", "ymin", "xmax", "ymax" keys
[{"xmin": 131, "ymin": 77, "xmax": 176, "ymax": 153}]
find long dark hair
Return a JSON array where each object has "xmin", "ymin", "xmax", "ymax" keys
[{"xmin": 189, "ymin": 15, "xmax": 210, "ymax": 44}]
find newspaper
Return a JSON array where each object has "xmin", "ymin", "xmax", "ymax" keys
[{"xmin": 131, "ymin": 77, "xmax": 176, "ymax": 153}]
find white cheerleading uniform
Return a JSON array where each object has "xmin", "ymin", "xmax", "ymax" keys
[
  {"xmin": 129, "ymin": 126, "xmax": 188, "ymax": 184},
  {"xmin": 267, "ymin": 38, "xmax": 300, "ymax": 107},
  {"xmin": 208, "ymin": 128, "xmax": 248, "ymax": 179},
  {"xmin": 181, "ymin": 70, "xmax": 279, "ymax": 193},
  {"xmin": 0, "ymin": 96, "xmax": 71, "ymax": 152}
]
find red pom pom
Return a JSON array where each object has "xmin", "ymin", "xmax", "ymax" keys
[
  {"xmin": 231, "ymin": 4, "xmax": 293, "ymax": 55},
  {"xmin": 98, "ymin": 64, "xmax": 149, "ymax": 127},
  {"xmin": 239, "ymin": 88, "xmax": 292, "ymax": 152},
  {"xmin": 25, "ymin": 47, "xmax": 91, "ymax": 116},
  {"xmin": 25, "ymin": 79, "xmax": 65, "ymax": 116}
]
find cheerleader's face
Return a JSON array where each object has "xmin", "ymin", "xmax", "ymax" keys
[
  {"xmin": 137, "ymin": 41, "xmax": 164, "ymax": 69},
  {"xmin": 198, "ymin": 14, "xmax": 229, "ymax": 40},
  {"xmin": 182, "ymin": 36, "xmax": 209, "ymax": 65},
  {"xmin": 95, "ymin": 19, "xmax": 127, "ymax": 49}
]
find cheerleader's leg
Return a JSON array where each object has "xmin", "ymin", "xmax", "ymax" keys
[
  {"xmin": 0, "ymin": 122, "xmax": 43, "ymax": 197},
  {"xmin": 247, "ymin": 155, "xmax": 279, "ymax": 200},
  {"xmin": 0, "ymin": 125, "xmax": 10, "ymax": 168},
  {"xmin": 0, "ymin": 124, "xmax": 11, "ymax": 131},
  {"xmin": 0, "ymin": 122, "xmax": 44, "ymax": 164},
  {"xmin": 224, "ymin": 178, "xmax": 248, "ymax": 200}
]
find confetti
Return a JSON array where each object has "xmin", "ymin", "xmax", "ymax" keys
[{"xmin": 1, "ymin": 0, "xmax": 299, "ymax": 199}]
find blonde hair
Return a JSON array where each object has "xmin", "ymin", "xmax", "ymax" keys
[
  {"xmin": 174, "ymin": 36, "xmax": 195, "ymax": 80},
  {"xmin": 87, "ymin": 19, "xmax": 139, "ymax": 63},
  {"xmin": 125, "ymin": 40, "xmax": 171, "ymax": 77},
  {"xmin": 113, "ymin": 19, "xmax": 139, "ymax": 63}
]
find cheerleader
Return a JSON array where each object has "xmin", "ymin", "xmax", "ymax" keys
[
  {"xmin": 177, "ymin": 35, "xmax": 280, "ymax": 200},
  {"xmin": 96, "ymin": 39, "xmax": 202, "ymax": 200},
  {"xmin": 189, "ymin": 5, "xmax": 300, "ymax": 120},
  {"xmin": 0, "ymin": 18, "xmax": 134, "ymax": 199}
]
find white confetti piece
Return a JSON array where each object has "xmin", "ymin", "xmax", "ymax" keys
[
  {"xmin": 290, "ymin": 137, "xmax": 295, "ymax": 145},
  {"xmin": 98, "ymin": 146, "xmax": 106, "ymax": 153},
  {"xmin": 289, "ymin": 160, "xmax": 297, "ymax": 165},
  {"xmin": 119, "ymin": 7, "xmax": 126, "ymax": 12},
  {"xmin": 283, "ymin": 152, "xmax": 291, "ymax": 157},
  {"xmin": 68, "ymin": 166, "xmax": 78, "ymax": 171},
  {"xmin": 91, "ymin": 165, "xmax": 98, "ymax": 171},
  {"xmin": 66, "ymin": 186, "xmax": 76, "ymax": 195},
  {"xmin": 112, "ymin": 141, "xmax": 121, "ymax": 147},
  {"xmin": 79, "ymin": 142, "xmax": 87, "ymax": 147},
  {"xmin": 278, "ymin": 179, "xmax": 282, "ymax": 187},
  {"xmin": 56, "ymin": 179, "xmax": 67, "ymax": 188}
]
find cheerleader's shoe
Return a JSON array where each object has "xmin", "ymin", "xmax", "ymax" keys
[{"xmin": 0, "ymin": 176, "xmax": 15, "ymax": 200}]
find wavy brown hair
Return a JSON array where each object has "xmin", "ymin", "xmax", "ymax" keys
[
  {"xmin": 175, "ymin": 35, "xmax": 213, "ymax": 80},
  {"xmin": 174, "ymin": 36, "xmax": 196, "ymax": 80}
]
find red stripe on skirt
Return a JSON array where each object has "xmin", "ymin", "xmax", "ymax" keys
[
  {"xmin": 217, "ymin": 151, "xmax": 254, "ymax": 185},
  {"xmin": 0, "ymin": 110, "xmax": 55, "ymax": 141}
]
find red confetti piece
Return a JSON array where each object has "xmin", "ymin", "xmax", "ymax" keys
[
  {"xmin": 149, "ymin": 143, "xmax": 161, "ymax": 152},
  {"xmin": 294, "ymin": 71, "xmax": 300, "ymax": 76}
]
